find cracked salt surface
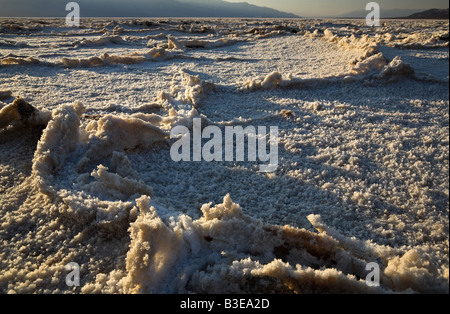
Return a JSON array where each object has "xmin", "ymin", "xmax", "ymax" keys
[{"xmin": 0, "ymin": 18, "xmax": 448, "ymax": 294}]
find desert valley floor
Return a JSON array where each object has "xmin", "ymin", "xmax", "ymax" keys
[{"xmin": 0, "ymin": 18, "xmax": 448, "ymax": 293}]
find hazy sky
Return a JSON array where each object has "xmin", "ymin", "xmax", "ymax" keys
[{"xmin": 227, "ymin": 0, "xmax": 449, "ymax": 17}]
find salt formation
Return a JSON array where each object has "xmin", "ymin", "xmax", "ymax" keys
[
  {"xmin": 28, "ymin": 67, "xmax": 215, "ymax": 225},
  {"xmin": 239, "ymin": 50, "xmax": 416, "ymax": 91},
  {"xmin": 376, "ymin": 56, "xmax": 415, "ymax": 79},
  {"xmin": 349, "ymin": 53, "xmax": 387, "ymax": 76},
  {"xmin": 0, "ymin": 98, "xmax": 50, "ymax": 129},
  {"xmin": 117, "ymin": 195, "xmax": 388, "ymax": 294},
  {"xmin": 81, "ymin": 195, "xmax": 447, "ymax": 294},
  {"xmin": 0, "ymin": 18, "xmax": 448, "ymax": 294},
  {"xmin": 1, "ymin": 56, "xmax": 40, "ymax": 66},
  {"xmin": 61, "ymin": 48, "xmax": 174, "ymax": 67},
  {"xmin": 72, "ymin": 35, "xmax": 128, "ymax": 48},
  {"xmin": 31, "ymin": 102, "xmax": 168, "ymax": 223}
]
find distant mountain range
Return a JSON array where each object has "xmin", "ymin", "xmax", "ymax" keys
[
  {"xmin": 0, "ymin": 0, "xmax": 300, "ymax": 18},
  {"xmin": 337, "ymin": 8, "xmax": 424, "ymax": 18},
  {"xmin": 404, "ymin": 8, "xmax": 449, "ymax": 19},
  {"xmin": 336, "ymin": 8, "xmax": 449, "ymax": 19}
]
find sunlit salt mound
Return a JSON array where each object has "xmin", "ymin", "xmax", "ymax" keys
[
  {"xmin": 30, "ymin": 103, "xmax": 169, "ymax": 222},
  {"xmin": 239, "ymin": 54, "xmax": 416, "ymax": 91},
  {"xmin": 15, "ymin": 100, "xmax": 446, "ymax": 294},
  {"xmin": 82, "ymin": 194, "xmax": 447, "ymax": 294},
  {"xmin": 0, "ymin": 56, "xmax": 40, "ymax": 66},
  {"xmin": 71, "ymin": 35, "xmax": 128, "ymax": 48},
  {"xmin": 61, "ymin": 48, "xmax": 173, "ymax": 67}
]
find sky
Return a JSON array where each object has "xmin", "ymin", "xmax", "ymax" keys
[
  {"xmin": 0, "ymin": 0, "xmax": 448, "ymax": 17},
  {"xmin": 226, "ymin": 0, "xmax": 449, "ymax": 17}
]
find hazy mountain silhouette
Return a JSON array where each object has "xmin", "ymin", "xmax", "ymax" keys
[
  {"xmin": 404, "ymin": 8, "xmax": 449, "ymax": 19},
  {"xmin": 0, "ymin": 0, "xmax": 300, "ymax": 18},
  {"xmin": 335, "ymin": 8, "xmax": 425, "ymax": 18},
  {"xmin": 335, "ymin": 7, "xmax": 449, "ymax": 19}
]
